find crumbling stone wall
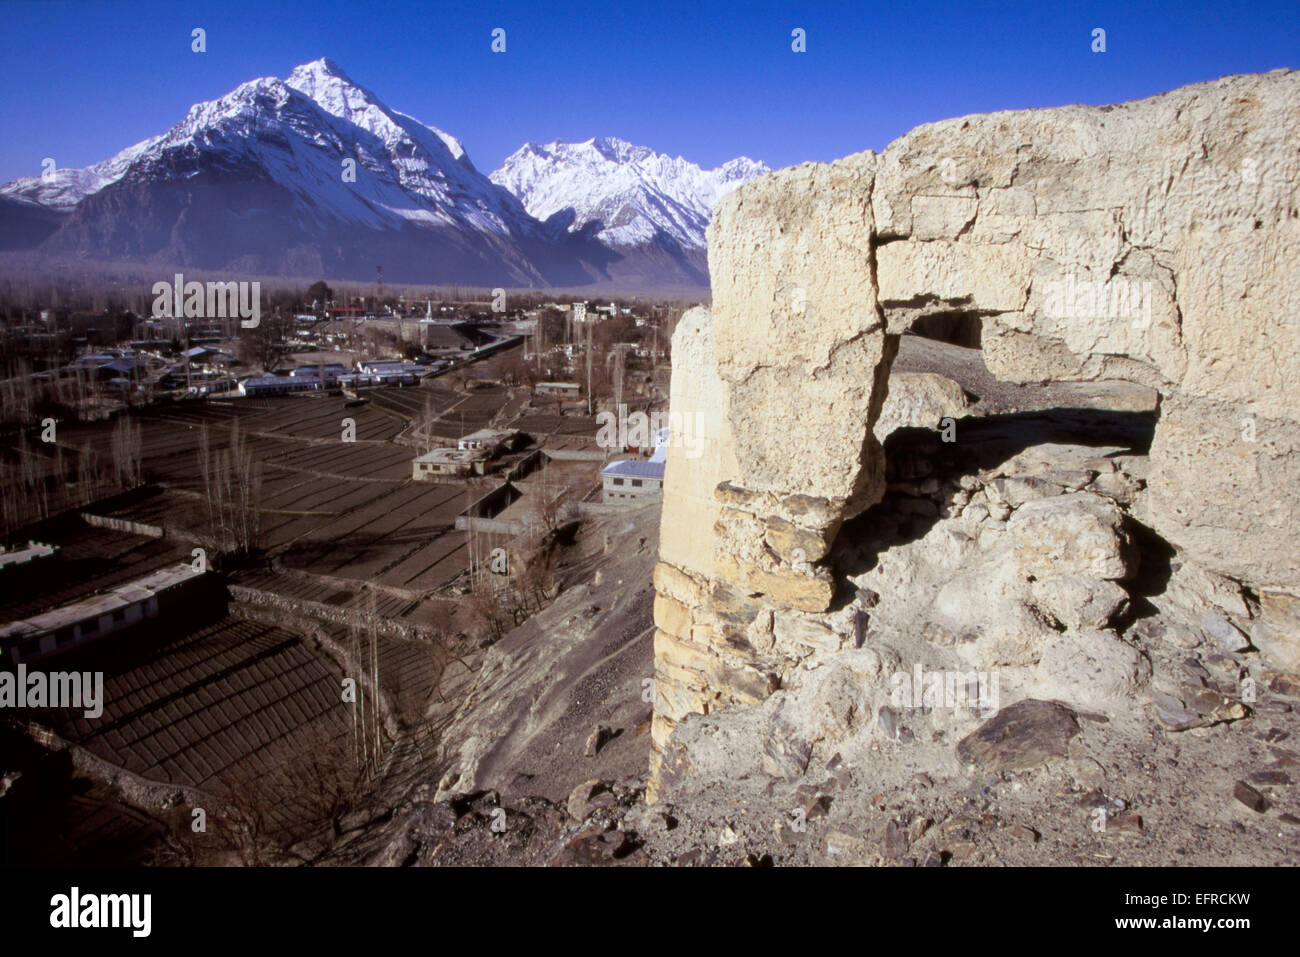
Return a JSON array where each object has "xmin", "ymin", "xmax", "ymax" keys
[{"xmin": 649, "ymin": 69, "xmax": 1300, "ymax": 795}]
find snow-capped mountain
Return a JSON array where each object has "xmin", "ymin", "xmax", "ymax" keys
[
  {"xmin": 275, "ymin": 58, "xmax": 536, "ymax": 238},
  {"xmin": 0, "ymin": 58, "xmax": 602, "ymax": 285},
  {"xmin": 1, "ymin": 135, "xmax": 166, "ymax": 210},
  {"xmin": 0, "ymin": 60, "xmax": 764, "ymax": 289},
  {"xmin": 492, "ymin": 137, "xmax": 769, "ymax": 252}
]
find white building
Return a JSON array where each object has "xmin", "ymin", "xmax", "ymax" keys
[
  {"xmin": 0, "ymin": 564, "xmax": 206, "ymax": 665},
  {"xmin": 600, "ymin": 428, "xmax": 668, "ymax": 503},
  {"xmin": 600, "ymin": 459, "xmax": 665, "ymax": 503},
  {"xmin": 413, "ymin": 447, "xmax": 487, "ymax": 479},
  {"xmin": 536, "ymin": 381, "xmax": 581, "ymax": 398},
  {"xmin": 458, "ymin": 429, "xmax": 519, "ymax": 455},
  {"xmin": 0, "ymin": 541, "xmax": 59, "ymax": 572}
]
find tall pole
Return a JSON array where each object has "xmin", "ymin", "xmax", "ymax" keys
[
  {"xmin": 615, "ymin": 345, "xmax": 624, "ymax": 413},
  {"xmin": 585, "ymin": 319, "xmax": 593, "ymax": 415}
]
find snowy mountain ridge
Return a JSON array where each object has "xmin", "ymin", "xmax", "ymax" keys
[{"xmin": 491, "ymin": 136, "xmax": 770, "ymax": 250}]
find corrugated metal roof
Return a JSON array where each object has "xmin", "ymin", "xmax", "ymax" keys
[{"xmin": 601, "ymin": 459, "xmax": 665, "ymax": 479}]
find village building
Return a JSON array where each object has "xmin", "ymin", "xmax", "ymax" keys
[
  {"xmin": 458, "ymin": 428, "xmax": 520, "ymax": 455},
  {"xmin": 600, "ymin": 427, "xmax": 668, "ymax": 503},
  {"xmin": 412, "ymin": 447, "xmax": 490, "ymax": 479},
  {"xmin": 238, "ymin": 374, "xmax": 321, "ymax": 397},
  {"xmin": 289, "ymin": 363, "xmax": 351, "ymax": 387},
  {"xmin": 0, "ymin": 563, "xmax": 206, "ymax": 665},
  {"xmin": 600, "ymin": 459, "xmax": 665, "ymax": 502},
  {"xmin": 412, "ymin": 428, "xmax": 523, "ymax": 481},
  {"xmin": 0, "ymin": 541, "xmax": 59, "ymax": 573},
  {"xmin": 536, "ymin": 381, "xmax": 581, "ymax": 399}
]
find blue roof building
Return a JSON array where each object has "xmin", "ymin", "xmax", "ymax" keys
[{"xmin": 600, "ymin": 456, "xmax": 665, "ymax": 504}]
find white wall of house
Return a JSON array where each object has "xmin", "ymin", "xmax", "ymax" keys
[{"xmin": 601, "ymin": 473, "xmax": 664, "ymax": 503}]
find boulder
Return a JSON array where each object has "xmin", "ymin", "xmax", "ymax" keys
[
  {"xmin": 1007, "ymin": 493, "xmax": 1134, "ymax": 581},
  {"xmin": 955, "ymin": 699, "xmax": 1080, "ymax": 771},
  {"xmin": 1031, "ymin": 629, "xmax": 1153, "ymax": 712},
  {"xmin": 874, "ymin": 372, "xmax": 969, "ymax": 443}
]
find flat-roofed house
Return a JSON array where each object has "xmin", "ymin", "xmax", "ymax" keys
[
  {"xmin": 457, "ymin": 429, "xmax": 519, "ymax": 456},
  {"xmin": 536, "ymin": 381, "xmax": 581, "ymax": 398},
  {"xmin": 600, "ymin": 458, "xmax": 665, "ymax": 503},
  {"xmin": 413, "ymin": 428, "xmax": 521, "ymax": 481},
  {"xmin": 0, "ymin": 563, "xmax": 206, "ymax": 665},
  {"xmin": 412, "ymin": 447, "xmax": 489, "ymax": 480}
]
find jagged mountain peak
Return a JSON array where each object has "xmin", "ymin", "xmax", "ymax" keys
[
  {"xmin": 284, "ymin": 57, "xmax": 469, "ymax": 164},
  {"xmin": 585, "ymin": 136, "xmax": 656, "ymax": 163},
  {"xmin": 491, "ymin": 137, "xmax": 769, "ymax": 250},
  {"xmin": 286, "ymin": 56, "xmax": 355, "ymax": 86}
]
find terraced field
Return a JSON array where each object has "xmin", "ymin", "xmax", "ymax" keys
[
  {"xmin": 63, "ymin": 370, "xmax": 606, "ymax": 597},
  {"xmin": 41, "ymin": 615, "xmax": 348, "ymax": 801},
  {"xmin": 1, "ymin": 339, "xmax": 667, "ymax": 864},
  {"xmin": 5, "ymin": 360, "xmax": 599, "ymax": 859}
]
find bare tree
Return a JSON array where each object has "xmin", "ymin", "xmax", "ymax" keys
[
  {"xmin": 236, "ymin": 311, "xmax": 293, "ymax": 372},
  {"xmin": 110, "ymin": 415, "xmax": 143, "ymax": 488},
  {"xmin": 199, "ymin": 421, "xmax": 263, "ymax": 560},
  {"xmin": 204, "ymin": 717, "xmax": 373, "ymax": 865},
  {"xmin": 76, "ymin": 441, "xmax": 100, "ymax": 506},
  {"xmin": 464, "ymin": 574, "xmax": 514, "ymax": 644}
]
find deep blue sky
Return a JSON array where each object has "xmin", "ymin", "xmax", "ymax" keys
[{"xmin": 1, "ymin": 0, "xmax": 1296, "ymax": 184}]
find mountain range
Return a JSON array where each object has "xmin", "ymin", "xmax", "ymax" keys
[{"xmin": 0, "ymin": 58, "xmax": 769, "ymax": 291}]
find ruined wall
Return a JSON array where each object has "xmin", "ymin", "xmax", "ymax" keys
[{"xmin": 649, "ymin": 70, "xmax": 1300, "ymax": 794}]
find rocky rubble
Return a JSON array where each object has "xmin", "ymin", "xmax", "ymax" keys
[{"xmin": 636, "ymin": 377, "xmax": 1300, "ymax": 864}]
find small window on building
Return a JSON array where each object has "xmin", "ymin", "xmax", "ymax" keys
[
  {"xmin": 631, "ymin": 479, "xmax": 643, "ymax": 488},
  {"xmin": 81, "ymin": 617, "xmax": 99, "ymax": 635},
  {"xmin": 612, "ymin": 477, "xmax": 624, "ymax": 486},
  {"xmin": 112, "ymin": 608, "xmax": 126, "ymax": 623},
  {"xmin": 55, "ymin": 628, "xmax": 75, "ymax": 646}
]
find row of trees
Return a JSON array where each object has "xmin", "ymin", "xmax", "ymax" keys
[
  {"xmin": 463, "ymin": 542, "xmax": 559, "ymax": 646},
  {"xmin": 1, "ymin": 416, "xmax": 143, "ymax": 537},
  {"xmin": 196, "ymin": 422, "xmax": 262, "ymax": 561},
  {"xmin": 462, "ymin": 472, "xmax": 565, "ymax": 646},
  {"xmin": 0, "ymin": 276, "xmax": 698, "ymax": 328}
]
